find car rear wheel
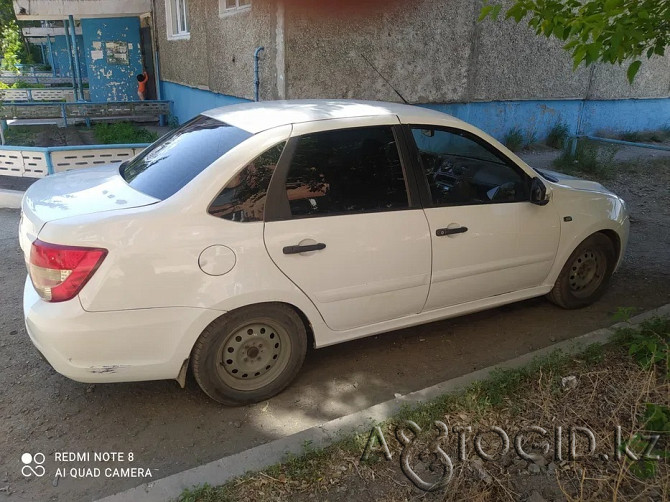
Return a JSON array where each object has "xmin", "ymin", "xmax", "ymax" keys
[
  {"xmin": 191, "ymin": 304, "xmax": 307, "ymax": 405},
  {"xmin": 547, "ymin": 233, "xmax": 616, "ymax": 309}
]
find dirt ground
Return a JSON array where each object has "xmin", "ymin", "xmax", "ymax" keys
[
  {"xmin": 206, "ymin": 322, "xmax": 669, "ymax": 502},
  {"xmin": 0, "ymin": 151, "xmax": 669, "ymax": 502}
]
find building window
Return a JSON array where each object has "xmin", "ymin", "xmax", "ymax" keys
[
  {"xmin": 166, "ymin": 0, "xmax": 190, "ymax": 40},
  {"xmin": 219, "ymin": 0, "xmax": 251, "ymax": 17}
]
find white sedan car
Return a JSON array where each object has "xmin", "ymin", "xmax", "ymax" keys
[{"xmin": 20, "ymin": 100, "xmax": 629, "ymax": 405}]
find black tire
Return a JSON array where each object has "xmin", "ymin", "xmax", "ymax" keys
[
  {"xmin": 191, "ymin": 303, "xmax": 307, "ymax": 406},
  {"xmin": 547, "ymin": 233, "xmax": 616, "ymax": 309}
]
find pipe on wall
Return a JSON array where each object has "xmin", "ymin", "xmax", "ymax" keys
[
  {"xmin": 254, "ymin": 46, "xmax": 264, "ymax": 102},
  {"xmin": 62, "ymin": 20, "xmax": 78, "ymax": 98},
  {"xmin": 68, "ymin": 15, "xmax": 85, "ymax": 101}
]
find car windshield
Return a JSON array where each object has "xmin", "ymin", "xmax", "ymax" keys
[{"xmin": 121, "ymin": 115, "xmax": 252, "ymax": 200}]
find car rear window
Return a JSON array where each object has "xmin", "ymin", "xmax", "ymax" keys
[{"xmin": 121, "ymin": 115, "xmax": 252, "ymax": 200}]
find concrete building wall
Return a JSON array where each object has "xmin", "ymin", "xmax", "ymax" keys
[
  {"xmin": 155, "ymin": 0, "xmax": 670, "ymax": 137},
  {"xmin": 81, "ymin": 17, "xmax": 144, "ymax": 102},
  {"xmin": 283, "ymin": 0, "xmax": 670, "ymax": 103},
  {"xmin": 155, "ymin": 0, "xmax": 279, "ymax": 102}
]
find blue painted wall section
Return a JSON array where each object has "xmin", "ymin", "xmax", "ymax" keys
[
  {"xmin": 421, "ymin": 99, "xmax": 670, "ymax": 141},
  {"xmin": 161, "ymin": 81, "xmax": 249, "ymax": 124},
  {"xmin": 48, "ymin": 35, "xmax": 87, "ymax": 78},
  {"xmin": 159, "ymin": 81, "xmax": 669, "ymax": 139},
  {"xmin": 81, "ymin": 17, "xmax": 143, "ymax": 102}
]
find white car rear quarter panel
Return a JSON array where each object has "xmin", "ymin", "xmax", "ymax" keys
[{"xmin": 23, "ymin": 278, "xmax": 222, "ymax": 382}]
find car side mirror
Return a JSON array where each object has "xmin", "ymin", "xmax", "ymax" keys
[{"xmin": 530, "ymin": 177, "xmax": 550, "ymax": 206}]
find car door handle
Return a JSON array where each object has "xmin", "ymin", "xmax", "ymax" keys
[
  {"xmin": 282, "ymin": 243, "xmax": 326, "ymax": 254},
  {"xmin": 436, "ymin": 226, "xmax": 468, "ymax": 237}
]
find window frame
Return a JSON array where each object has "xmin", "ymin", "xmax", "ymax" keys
[
  {"xmin": 402, "ymin": 124, "xmax": 532, "ymax": 209},
  {"xmin": 264, "ymin": 124, "xmax": 422, "ymax": 222},
  {"xmin": 219, "ymin": 0, "xmax": 251, "ymax": 18},
  {"xmin": 207, "ymin": 141, "xmax": 287, "ymax": 223},
  {"xmin": 165, "ymin": 0, "xmax": 190, "ymax": 41}
]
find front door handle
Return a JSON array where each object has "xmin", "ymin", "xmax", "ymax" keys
[
  {"xmin": 283, "ymin": 243, "xmax": 326, "ymax": 254},
  {"xmin": 436, "ymin": 226, "xmax": 468, "ymax": 237}
]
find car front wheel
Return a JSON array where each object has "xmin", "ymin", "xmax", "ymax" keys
[
  {"xmin": 547, "ymin": 233, "xmax": 616, "ymax": 309},
  {"xmin": 191, "ymin": 304, "xmax": 308, "ymax": 405}
]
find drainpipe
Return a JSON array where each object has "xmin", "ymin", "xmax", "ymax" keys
[
  {"xmin": 68, "ymin": 15, "xmax": 85, "ymax": 101},
  {"xmin": 254, "ymin": 46, "xmax": 264, "ymax": 102},
  {"xmin": 63, "ymin": 19, "xmax": 78, "ymax": 98},
  {"xmin": 149, "ymin": 0, "xmax": 163, "ymax": 101}
]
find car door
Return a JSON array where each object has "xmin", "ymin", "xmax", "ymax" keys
[
  {"xmin": 263, "ymin": 121, "xmax": 432, "ymax": 331},
  {"xmin": 406, "ymin": 125, "xmax": 561, "ymax": 311}
]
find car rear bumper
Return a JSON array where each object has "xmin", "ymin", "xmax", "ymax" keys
[{"xmin": 23, "ymin": 277, "xmax": 223, "ymax": 383}]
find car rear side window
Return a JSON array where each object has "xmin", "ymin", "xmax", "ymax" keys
[
  {"xmin": 209, "ymin": 142, "xmax": 286, "ymax": 222},
  {"xmin": 284, "ymin": 126, "xmax": 409, "ymax": 218},
  {"xmin": 121, "ymin": 115, "xmax": 252, "ymax": 200}
]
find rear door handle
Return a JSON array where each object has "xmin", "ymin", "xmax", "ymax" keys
[
  {"xmin": 436, "ymin": 226, "xmax": 468, "ymax": 237},
  {"xmin": 283, "ymin": 243, "xmax": 326, "ymax": 254}
]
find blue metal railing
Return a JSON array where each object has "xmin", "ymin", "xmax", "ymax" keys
[
  {"xmin": 569, "ymin": 135, "xmax": 670, "ymax": 155},
  {"xmin": 0, "ymin": 100, "xmax": 172, "ymax": 127}
]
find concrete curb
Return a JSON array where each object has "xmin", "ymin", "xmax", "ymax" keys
[
  {"xmin": 97, "ymin": 304, "xmax": 670, "ymax": 502},
  {"xmin": 0, "ymin": 189, "xmax": 23, "ymax": 209}
]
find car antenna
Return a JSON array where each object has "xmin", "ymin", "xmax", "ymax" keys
[{"xmin": 360, "ymin": 54, "xmax": 410, "ymax": 105}]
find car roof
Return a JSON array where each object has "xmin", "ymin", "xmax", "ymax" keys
[{"xmin": 202, "ymin": 99, "xmax": 467, "ymax": 134}]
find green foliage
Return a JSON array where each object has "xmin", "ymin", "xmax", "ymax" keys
[
  {"xmin": 503, "ymin": 126, "xmax": 537, "ymax": 151},
  {"xmin": 615, "ymin": 318, "xmax": 670, "ymax": 372},
  {"xmin": 94, "ymin": 122, "xmax": 158, "ymax": 145},
  {"xmin": 3, "ymin": 125, "xmax": 37, "ymax": 146},
  {"xmin": 552, "ymin": 138, "xmax": 618, "ymax": 178},
  {"xmin": 0, "ymin": 0, "xmax": 16, "ymax": 28},
  {"xmin": 0, "ymin": 80, "xmax": 45, "ymax": 89},
  {"xmin": 504, "ymin": 127, "xmax": 524, "ymax": 152},
  {"xmin": 11, "ymin": 80, "xmax": 44, "ymax": 89},
  {"xmin": 1, "ymin": 20, "xmax": 22, "ymax": 73},
  {"xmin": 167, "ymin": 114, "xmax": 180, "ymax": 129},
  {"xmin": 620, "ymin": 129, "xmax": 670, "ymax": 144},
  {"xmin": 480, "ymin": 0, "xmax": 670, "ymax": 83},
  {"xmin": 627, "ymin": 403, "xmax": 670, "ymax": 479},
  {"xmin": 546, "ymin": 122, "xmax": 570, "ymax": 149},
  {"xmin": 178, "ymin": 483, "xmax": 233, "ymax": 502},
  {"xmin": 612, "ymin": 306, "xmax": 637, "ymax": 322}
]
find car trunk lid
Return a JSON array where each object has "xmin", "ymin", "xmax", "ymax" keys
[{"xmin": 19, "ymin": 165, "xmax": 159, "ymax": 257}]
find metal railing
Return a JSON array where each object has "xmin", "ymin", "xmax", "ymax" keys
[
  {"xmin": 0, "ymin": 100, "xmax": 171, "ymax": 126},
  {"xmin": 0, "ymin": 88, "xmax": 90, "ymax": 102},
  {"xmin": 0, "ymin": 143, "xmax": 150, "ymax": 178}
]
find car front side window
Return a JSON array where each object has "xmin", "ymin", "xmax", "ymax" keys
[
  {"xmin": 410, "ymin": 126, "xmax": 529, "ymax": 206},
  {"xmin": 284, "ymin": 126, "xmax": 409, "ymax": 218}
]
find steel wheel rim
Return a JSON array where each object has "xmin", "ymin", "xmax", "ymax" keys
[
  {"xmin": 216, "ymin": 321, "xmax": 291, "ymax": 391},
  {"xmin": 568, "ymin": 248, "xmax": 607, "ymax": 298}
]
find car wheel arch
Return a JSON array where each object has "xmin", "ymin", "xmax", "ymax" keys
[{"xmin": 184, "ymin": 301, "xmax": 316, "ymax": 377}]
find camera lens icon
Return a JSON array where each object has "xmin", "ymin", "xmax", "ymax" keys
[{"xmin": 21, "ymin": 452, "xmax": 46, "ymax": 478}]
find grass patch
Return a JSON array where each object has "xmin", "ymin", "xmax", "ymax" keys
[
  {"xmin": 552, "ymin": 138, "xmax": 619, "ymax": 179},
  {"xmin": 3, "ymin": 125, "xmax": 38, "ymax": 146},
  {"xmin": 503, "ymin": 127, "xmax": 524, "ymax": 152},
  {"xmin": 94, "ymin": 122, "xmax": 158, "ymax": 145},
  {"xmin": 619, "ymin": 129, "xmax": 670, "ymax": 144},
  {"xmin": 0, "ymin": 80, "xmax": 46, "ymax": 89},
  {"xmin": 504, "ymin": 127, "xmax": 538, "ymax": 152},
  {"xmin": 546, "ymin": 122, "xmax": 569, "ymax": 149}
]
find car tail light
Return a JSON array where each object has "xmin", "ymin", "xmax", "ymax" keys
[{"xmin": 28, "ymin": 239, "xmax": 107, "ymax": 302}]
